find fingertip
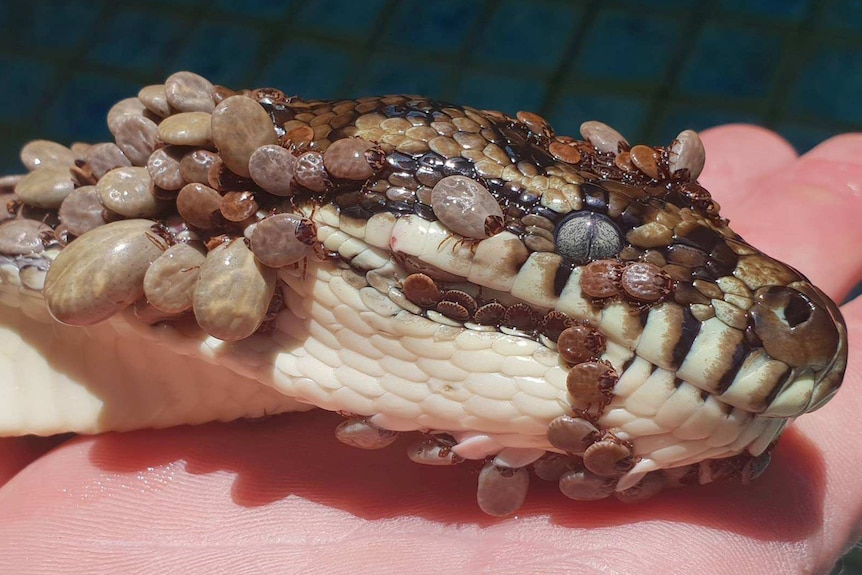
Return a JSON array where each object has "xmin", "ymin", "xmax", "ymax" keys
[
  {"xmin": 802, "ymin": 132, "xmax": 862, "ymax": 165},
  {"xmin": 698, "ymin": 125, "xmax": 798, "ymax": 198},
  {"xmin": 699, "ymin": 124, "xmax": 797, "ymax": 161}
]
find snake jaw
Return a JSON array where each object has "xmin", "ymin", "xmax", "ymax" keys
[{"xmin": 0, "ymin": 71, "xmax": 850, "ymax": 516}]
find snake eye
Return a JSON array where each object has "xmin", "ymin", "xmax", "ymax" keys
[{"xmin": 554, "ymin": 212, "xmax": 622, "ymax": 263}]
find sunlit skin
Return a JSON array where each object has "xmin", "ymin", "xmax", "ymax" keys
[{"xmin": 0, "ymin": 125, "xmax": 861, "ymax": 574}]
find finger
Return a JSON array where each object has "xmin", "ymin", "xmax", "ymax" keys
[
  {"xmin": 698, "ymin": 125, "xmax": 798, "ymax": 207},
  {"xmin": 712, "ymin": 133, "xmax": 862, "ymax": 299}
]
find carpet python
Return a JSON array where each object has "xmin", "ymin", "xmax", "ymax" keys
[{"xmin": 0, "ymin": 72, "xmax": 847, "ymax": 516}]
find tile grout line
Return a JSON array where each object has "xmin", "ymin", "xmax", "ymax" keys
[
  {"xmin": 640, "ymin": 0, "xmax": 714, "ymax": 144},
  {"xmin": 22, "ymin": 0, "xmax": 115, "ymax": 128},
  {"xmin": 337, "ymin": 0, "xmax": 402, "ymax": 96},
  {"xmin": 762, "ymin": 0, "xmax": 829, "ymax": 130},
  {"xmin": 539, "ymin": 0, "xmax": 601, "ymax": 121},
  {"xmin": 237, "ymin": 0, "xmax": 308, "ymax": 87},
  {"xmin": 442, "ymin": 0, "xmax": 501, "ymax": 102}
]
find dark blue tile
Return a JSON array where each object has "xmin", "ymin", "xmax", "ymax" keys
[
  {"xmin": 168, "ymin": 22, "xmax": 262, "ymax": 87},
  {"xmin": 0, "ymin": 56, "xmax": 57, "ymax": 121},
  {"xmin": 85, "ymin": 9, "xmax": 184, "ymax": 71},
  {"xmin": 155, "ymin": 0, "xmax": 290, "ymax": 16},
  {"xmin": 454, "ymin": 70, "xmax": 544, "ymax": 113},
  {"xmin": 820, "ymin": 0, "xmax": 862, "ymax": 33},
  {"xmin": 0, "ymin": 136, "xmax": 26, "ymax": 175},
  {"xmin": 153, "ymin": 0, "xmax": 204, "ymax": 5},
  {"xmin": 718, "ymin": 0, "xmax": 809, "ymax": 21},
  {"xmin": 773, "ymin": 122, "xmax": 835, "ymax": 153},
  {"xmin": 355, "ymin": 57, "xmax": 449, "ymax": 98},
  {"xmin": 41, "ymin": 73, "xmax": 140, "ymax": 144},
  {"xmin": 296, "ymin": 0, "xmax": 388, "ymax": 36},
  {"xmin": 257, "ymin": 42, "xmax": 353, "ymax": 97},
  {"xmin": 626, "ymin": 0, "xmax": 700, "ymax": 7},
  {"xmin": 548, "ymin": 93, "xmax": 647, "ymax": 143},
  {"xmin": 3, "ymin": 0, "xmax": 101, "ymax": 51},
  {"xmin": 385, "ymin": 0, "xmax": 481, "ymax": 54},
  {"xmin": 474, "ymin": 0, "xmax": 582, "ymax": 71},
  {"xmin": 575, "ymin": 10, "xmax": 682, "ymax": 83},
  {"xmin": 677, "ymin": 23, "xmax": 782, "ymax": 99},
  {"xmin": 655, "ymin": 105, "xmax": 762, "ymax": 145},
  {"xmin": 210, "ymin": 0, "xmax": 293, "ymax": 18},
  {"xmin": 845, "ymin": 280, "xmax": 862, "ymax": 305},
  {"xmin": 788, "ymin": 45, "xmax": 862, "ymax": 124}
]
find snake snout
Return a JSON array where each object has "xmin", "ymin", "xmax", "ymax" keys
[{"xmin": 749, "ymin": 282, "xmax": 848, "ymax": 412}]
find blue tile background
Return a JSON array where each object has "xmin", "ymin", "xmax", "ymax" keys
[
  {"xmin": 574, "ymin": 11, "xmax": 682, "ymax": 83},
  {"xmin": 678, "ymin": 23, "xmax": 783, "ymax": 100},
  {"xmin": 2, "ymin": 0, "xmax": 862, "ymax": 177},
  {"xmin": 790, "ymin": 44, "xmax": 862, "ymax": 125},
  {"xmin": 473, "ymin": 0, "xmax": 580, "ymax": 69},
  {"xmin": 0, "ymin": 1, "xmax": 860, "ymax": 570},
  {"xmin": 296, "ymin": 0, "xmax": 388, "ymax": 35},
  {"xmin": 718, "ymin": 0, "xmax": 810, "ymax": 20},
  {"xmin": 385, "ymin": 0, "xmax": 484, "ymax": 54}
]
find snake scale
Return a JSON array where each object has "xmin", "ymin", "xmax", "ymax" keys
[{"xmin": 0, "ymin": 72, "xmax": 847, "ymax": 516}]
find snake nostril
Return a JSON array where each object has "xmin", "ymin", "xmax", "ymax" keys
[
  {"xmin": 783, "ymin": 289, "xmax": 813, "ymax": 328},
  {"xmin": 751, "ymin": 285, "xmax": 841, "ymax": 370}
]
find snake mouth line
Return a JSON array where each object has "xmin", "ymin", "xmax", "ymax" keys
[{"xmin": 0, "ymin": 71, "xmax": 847, "ymax": 516}]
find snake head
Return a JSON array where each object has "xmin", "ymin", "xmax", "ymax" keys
[{"xmin": 0, "ymin": 76, "xmax": 850, "ymax": 516}]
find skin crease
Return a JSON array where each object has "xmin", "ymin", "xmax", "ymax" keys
[{"xmin": 1, "ymin": 125, "xmax": 861, "ymax": 575}]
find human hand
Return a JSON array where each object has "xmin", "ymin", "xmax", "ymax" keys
[{"xmin": 0, "ymin": 125, "xmax": 860, "ymax": 574}]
